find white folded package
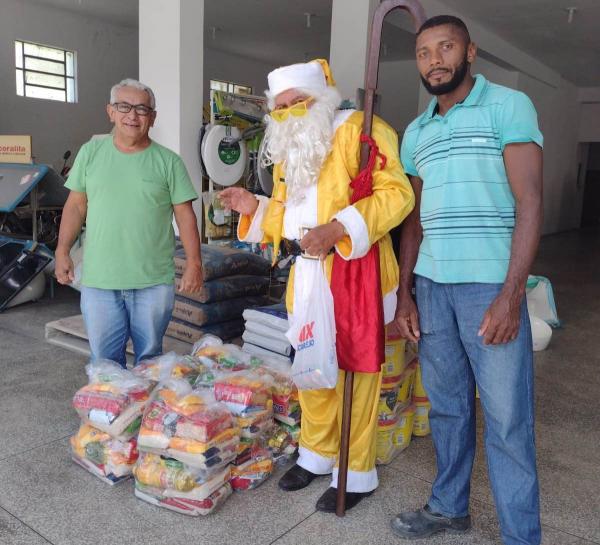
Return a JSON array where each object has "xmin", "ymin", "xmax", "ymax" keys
[{"xmin": 242, "ymin": 304, "xmax": 292, "ymax": 359}]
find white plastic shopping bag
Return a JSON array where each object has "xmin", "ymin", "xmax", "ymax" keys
[
  {"xmin": 526, "ymin": 275, "xmax": 560, "ymax": 328},
  {"xmin": 286, "ymin": 257, "xmax": 338, "ymax": 390}
]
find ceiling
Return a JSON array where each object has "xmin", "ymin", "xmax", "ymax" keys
[
  {"xmin": 441, "ymin": 0, "xmax": 600, "ymax": 87},
  {"xmin": 204, "ymin": 0, "xmax": 332, "ymax": 66},
  {"xmin": 22, "ymin": 0, "xmax": 600, "ymax": 87}
]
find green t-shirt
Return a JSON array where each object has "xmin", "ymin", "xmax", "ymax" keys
[{"xmin": 65, "ymin": 137, "xmax": 198, "ymax": 289}]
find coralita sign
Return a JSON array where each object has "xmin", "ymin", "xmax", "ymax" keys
[{"xmin": 0, "ymin": 135, "xmax": 32, "ymax": 164}]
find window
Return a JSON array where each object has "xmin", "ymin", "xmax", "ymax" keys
[
  {"xmin": 210, "ymin": 79, "xmax": 252, "ymax": 95},
  {"xmin": 15, "ymin": 40, "xmax": 77, "ymax": 103}
]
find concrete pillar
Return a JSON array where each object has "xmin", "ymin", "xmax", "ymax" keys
[
  {"xmin": 139, "ymin": 0, "xmax": 204, "ymax": 228},
  {"xmin": 329, "ymin": 0, "xmax": 379, "ymax": 103}
]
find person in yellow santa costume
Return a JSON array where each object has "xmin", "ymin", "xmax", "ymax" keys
[{"xmin": 220, "ymin": 59, "xmax": 414, "ymax": 512}]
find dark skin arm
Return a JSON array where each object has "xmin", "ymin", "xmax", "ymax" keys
[
  {"xmin": 173, "ymin": 201, "xmax": 203, "ymax": 293},
  {"xmin": 479, "ymin": 142, "xmax": 543, "ymax": 344},
  {"xmin": 392, "ymin": 175, "xmax": 423, "ymax": 342}
]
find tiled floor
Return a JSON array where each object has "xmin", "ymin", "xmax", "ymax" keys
[{"xmin": 0, "ymin": 229, "xmax": 598, "ymax": 545}]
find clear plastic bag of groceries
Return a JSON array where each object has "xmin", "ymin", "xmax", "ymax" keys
[
  {"xmin": 72, "ymin": 360, "xmax": 153, "ymax": 439},
  {"xmin": 70, "ymin": 423, "xmax": 139, "ymax": 484},
  {"xmin": 134, "ymin": 480, "xmax": 232, "ymax": 516},
  {"xmin": 213, "ymin": 369, "xmax": 274, "ymax": 416},
  {"xmin": 252, "ymin": 356, "xmax": 300, "ymax": 425},
  {"xmin": 191, "ymin": 334, "xmax": 223, "ymax": 354},
  {"xmin": 267, "ymin": 420, "xmax": 301, "ymax": 466},
  {"xmin": 230, "ymin": 443, "xmax": 274, "ymax": 491},
  {"xmin": 193, "ymin": 342, "xmax": 261, "ymax": 372},
  {"xmin": 137, "ymin": 379, "xmax": 239, "ymax": 470},
  {"xmin": 133, "ymin": 352, "xmax": 207, "ymax": 385},
  {"xmin": 133, "ymin": 452, "xmax": 232, "ymax": 516}
]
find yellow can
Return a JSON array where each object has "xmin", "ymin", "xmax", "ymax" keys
[
  {"xmin": 413, "ymin": 360, "xmax": 428, "ymax": 400},
  {"xmin": 378, "ymin": 386, "xmax": 399, "ymax": 423},
  {"xmin": 396, "ymin": 360, "xmax": 417, "ymax": 407},
  {"xmin": 413, "ymin": 400, "xmax": 431, "ymax": 437},
  {"xmin": 382, "ymin": 333, "xmax": 406, "ymax": 378},
  {"xmin": 376, "ymin": 416, "xmax": 398, "ymax": 465},
  {"xmin": 393, "ymin": 404, "xmax": 416, "ymax": 451}
]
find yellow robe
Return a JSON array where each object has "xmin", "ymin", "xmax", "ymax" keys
[{"xmin": 239, "ymin": 110, "xmax": 414, "ymax": 491}]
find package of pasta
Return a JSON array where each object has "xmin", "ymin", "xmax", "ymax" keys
[
  {"xmin": 134, "ymin": 477, "xmax": 233, "ymax": 516},
  {"xmin": 137, "ymin": 380, "xmax": 239, "ymax": 470},
  {"xmin": 133, "ymin": 352, "xmax": 206, "ymax": 386},
  {"xmin": 213, "ymin": 370, "xmax": 273, "ymax": 415},
  {"xmin": 72, "ymin": 360, "xmax": 153, "ymax": 439},
  {"xmin": 70, "ymin": 423, "xmax": 138, "ymax": 485},
  {"xmin": 230, "ymin": 447, "xmax": 274, "ymax": 490}
]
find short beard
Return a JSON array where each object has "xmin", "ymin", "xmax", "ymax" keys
[
  {"xmin": 421, "ymin": 54, "xmax": 469, "ymax": 96},
  {"xmin": 261, "ymin": 86, "xmax": 341, "ymax": 204}
]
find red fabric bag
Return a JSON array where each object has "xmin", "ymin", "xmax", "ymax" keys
[{"xmin": 331, "ymin": 134, "xmax": 386, "ymax": 373}]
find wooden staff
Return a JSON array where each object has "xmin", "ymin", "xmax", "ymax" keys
[{"xmin": 336, "ymin": 0, "xmax": 426, "ymax": 518}]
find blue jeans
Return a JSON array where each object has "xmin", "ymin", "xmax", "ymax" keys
[
  {"xmin": 415, "ymin": 275, "xmax": 541, "ymax": 545},
  {"xmin": 80, "ymin": 284, "xmax": 175, "ymax": 367}
]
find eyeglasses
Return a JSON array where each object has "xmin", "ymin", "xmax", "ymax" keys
[
  {"xmin": 270, "ymin": 98, "xmax": 314, "ymax": 122},
  {"xmin": 112, "ymin": 102, "xmax": 154, "ymax": 116}
]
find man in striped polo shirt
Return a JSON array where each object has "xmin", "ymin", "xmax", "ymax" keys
[{"xmin": 391, "ymin": 16, "xmax": 543, "ymax": 545}]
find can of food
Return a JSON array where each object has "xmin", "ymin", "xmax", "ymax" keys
[
  {"xmin": 413, "ymin": 400, "xmax": 431, "ymax": 437},
  {"xmin": 378, "ymin": 386, "xmax": 399, "ymax": 422},
  {"xmin": 397, "ymin": 360, "xmax": 417, "ymax": 407},
  {"xmin": 382, "ymin": 333, "xmax": 406, "ymax": 378},
  {"xmin": 376, "ymin": 416, "xmax": 398, "ymax": 464},
  {"xmin": 394, "ymin": 404, "xmax": 416, "ymax": 451}
]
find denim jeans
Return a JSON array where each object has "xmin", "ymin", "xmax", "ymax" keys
[
  {"xmin": 80, "ymin": 284, "xmax": 175, "ymax": 367},
  {"xmin": 415, "ymin": 275, "xmax": 541, "ymax": 545}
]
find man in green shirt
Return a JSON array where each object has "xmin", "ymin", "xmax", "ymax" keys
[{"xmin": 55, "ymin": 78, "xmax": 202, "ymax": 367}]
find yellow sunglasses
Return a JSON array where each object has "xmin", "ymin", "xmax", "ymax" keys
[{"xmin": 270, "ymin": 97, "xmax": 314, "ymax": 122}]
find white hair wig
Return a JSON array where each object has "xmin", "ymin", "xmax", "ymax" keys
[
  {"xmin": 261, "ymin": 85, "xmax": 342, "ymax": 204},
  {"xmin": 110, "ymin": 78, "xmax": 156, "ymax": 109}
]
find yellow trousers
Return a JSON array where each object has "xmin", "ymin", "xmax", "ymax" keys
[{"xmin": 297, "ymin": 369, "xmax": 382, "ymax": 493}]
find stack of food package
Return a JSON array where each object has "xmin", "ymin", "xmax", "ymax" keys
[
  {"xmin": 167, "ymin": 244, "xmax": 272, "ymax": 343},
  {"xmin": 213, "ymin": 369, "xmax": 275, "ymax": 490},
  {"xmin": 376, "ymin": 333, "xmax": 415, "ymax": 465},
  {"xmin": 71, "ymin": 361, "xmax": 154, "ymax": 484},
  {"xmin": 376, "ymin": 333, "xmax": 432, "ymax": 465},
  {"xmin": 134, "ymin": 379, "xmax": 239, "ymax": 515},
  {"xmin": 191, "ymin": 338, "xmax": 279, "ymax": 490},
  {"xmin": 254, "ymin": 359, "xmax": 301, "ymax": 465}
]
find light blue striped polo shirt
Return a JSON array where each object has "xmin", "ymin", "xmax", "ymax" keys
[{"xmin": 401, "ymin": 74, "xmax": 543, "ymax": 284}]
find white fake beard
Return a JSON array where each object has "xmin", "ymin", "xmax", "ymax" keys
[{"xmin": 261, "ymin": 95, "xmax": 338, "ymax": 204}]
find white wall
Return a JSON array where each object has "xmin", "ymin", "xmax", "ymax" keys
[
  {"xmin": 0, "ymin": 0, "xmax": 138, "ymax": 169},
  {"xmin": 579, "ymin": 103, "xmax": 600, "ymax": 142},
  {"xmin": 378, "ymin": 60, "xmax": 420, "ymax": 132},
  {"xmin": 203, "ymin": 48, "xmax": 274, "ymax": 102},
  {"xmin": 518, "ymin": 74, "xmax": 582, "ymax": 233}
]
